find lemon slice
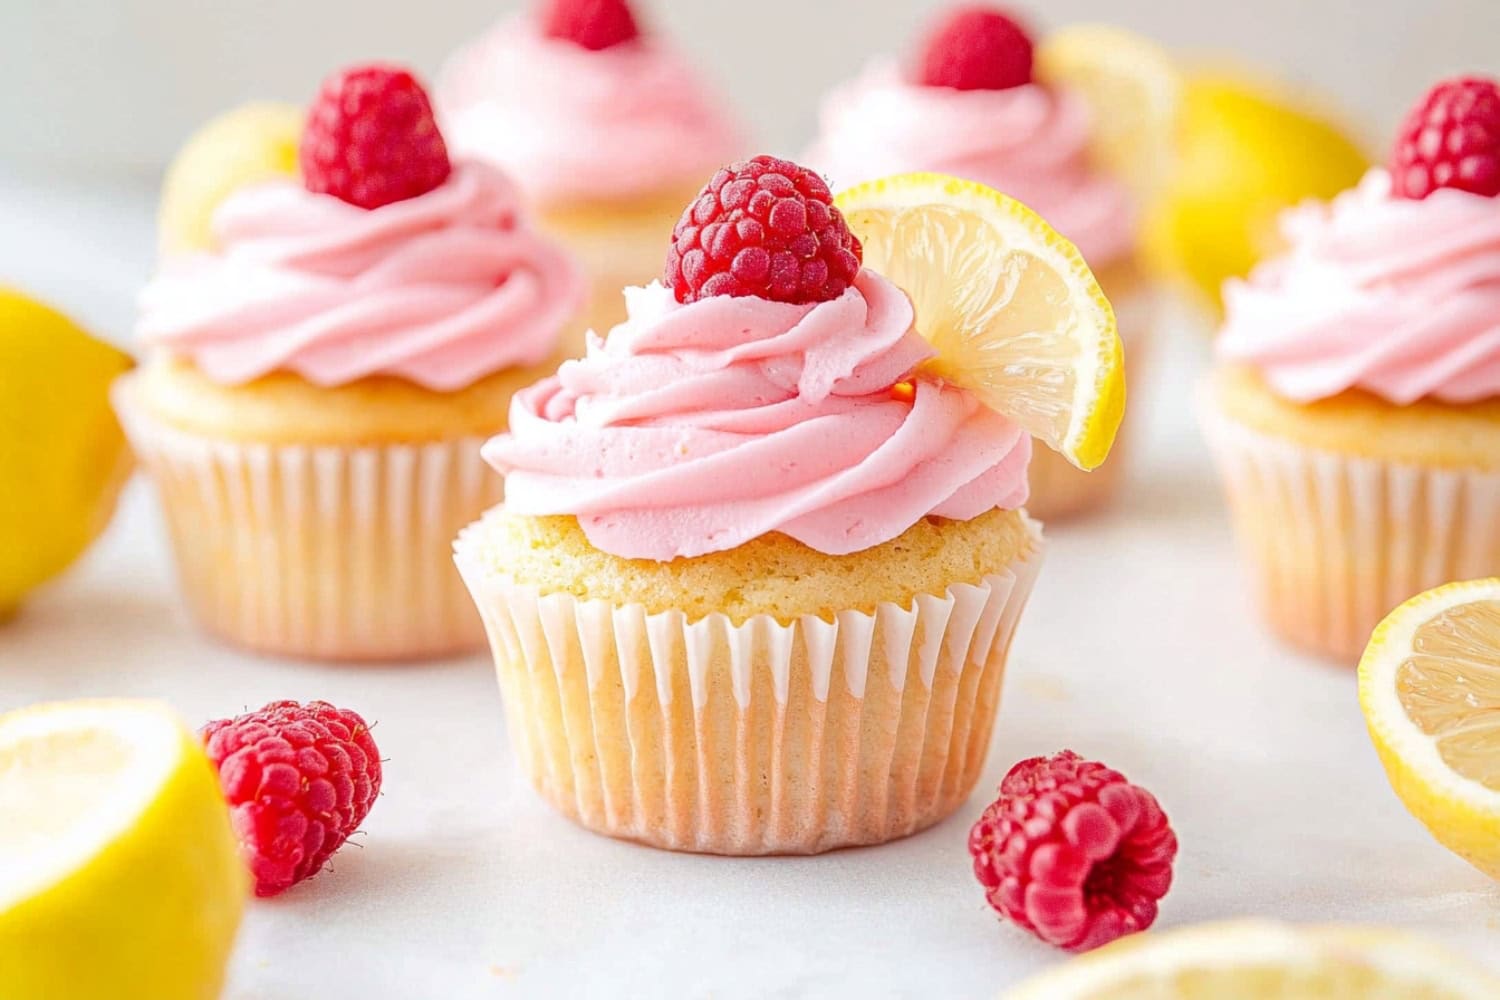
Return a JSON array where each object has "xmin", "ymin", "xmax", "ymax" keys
[
  {"xmin": 1359, "ymin": 579, "xmax": 1500, "ymax": 879},
  {"xmin": 1004, "ymin": 920, "xmax": 1500, "ymax": 999},
  {"xmin": 159, "ymin": 102, "xmax": 303, "ymax": 256},
  {"xmin": 1037, "ymin": 24, "xmax": 1183, "ymax": 200},
  {"xmin": 0, "ymin": 700, "xmax": 246, "ymax": 1000},
  {"xmin": 836, "ymin": 173, "xmax": 1123, "ymax": 470}
]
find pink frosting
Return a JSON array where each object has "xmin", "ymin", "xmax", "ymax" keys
[
  {"xmin": 484, "ymin": 273, "xmax": 1031, "ymax": 561},
  {"xmin": 807, "ymin": 62, "xmax": 1136, "ymax": 266},
  {"xmin": 137, "ymin": 162, "xmax": 584, "ymax": 391},
  {"xmin": 436, "ymin": 16, "xmax": 744, "ymax": 207},
  {"xmin": 1219, "ymin": 169, "xmax": 1500, "ymax": 405}
]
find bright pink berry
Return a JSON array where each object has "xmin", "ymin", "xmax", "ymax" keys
[
  {"xmin": 202, "ymin": 700, "xmax": 382, "ymax": 897},
  {"xmin": 665, "ymin": 155, "xmax": 862, "ymax": 305},
  {"xmin": 541, "ymin": 0, "xmax": 640, "ymax": 50},
  {"xmin": 968, "ymin": 750, "xmax": 1177, "ymax": 952},
  {"xmin": 1390, "ymin": 76, "xmax": 1500, "ymax": 200},
  {"xmin": 300, "ymin": 64, "xmax": 451, "ymax": 210},
  {"xmin": 916, "ymin": 5, "xmax": 1034, "ymax": 92}
]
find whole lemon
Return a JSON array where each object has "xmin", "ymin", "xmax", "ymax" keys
[
  {"xmin": 1143, "ymin": 73, "xmax": 1371, "ymax": 314},
  {"xmin": 158, "ymin": 102, "xmax": 303, "ymax": 256},
  {"xmin": 0, "ymin": 290, "xmax": 134, "ymax": 618}
]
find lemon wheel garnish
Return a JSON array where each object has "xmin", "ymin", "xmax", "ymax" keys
[
  {"xmin": 1004, "ymin": 920, "xmax": 1500, "ymax": 999},
  {"xmin": 0, "ymin": 700, "xmax": 246, "ymax": 1000},
  {"xmin": 1359, "ymin": 578, "xmax": 1500, "ymax": 879},
  {"xmin": 836, "ymin": 173, "xmax": 1123, "ymax": 471},
  {"xmin": 1037, "ymin": 23, "xmax": 1183, "ymax": 201}
]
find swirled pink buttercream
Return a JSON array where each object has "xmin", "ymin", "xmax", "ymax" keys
[
  {"xmin": 807, "ymin": 62, "xmax": 1136, "ymax": 266},
  {"xmin": 484, "ymin": 272, "xmax": 1031, "ymax": 561},
  {"xmin": 436, "ymin": 16, "xmax": 743, "ymax": 207},
  {"xmin": 137, "ymin": 163, "xmax": 584, "ymax": 390},
  {"xmin": 1219, "ymin": 169, "xmax": 1500, "ymax": 405}
]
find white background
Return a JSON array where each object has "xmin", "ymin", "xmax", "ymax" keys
[{"xmin": 4, "ymin": 1, "xmax": 1500, "ymax": 996}]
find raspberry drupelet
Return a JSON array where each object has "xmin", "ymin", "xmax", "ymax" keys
[
  {"xmin": 664, "ymin": 155, "xmax": 863, "ymax": 305},
  {"xmin": 541, "ymin": 0, "xmax": 640, "ymax": 51},
  {"xmin": 916, "ymin": 5, "xmax": 1034, "ymax": 92},
  {"xmin": 201, "ymin": 700, "xmax": 383, "ymax": 897},
  {"xmin": 1390, "ymin": 76, "xmax": 1500, "ymax": 200},
  {"xmin": 969, "ymin": 750, "xmax": 1178, "ymax": 952},
  {"xmin": 300, "ymin": 64, "xmax": 452, "ymax": 210}
]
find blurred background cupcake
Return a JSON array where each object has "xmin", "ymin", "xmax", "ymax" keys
[
  {"xmin": 114, "ymin": 63, "xmax": 584, "ymax": 662},
  {"xmin": 456, "ymin": 156, "xmax": 1124, "ymax": 853},
  {"xmin": 806, "ymin": 5, "xmax": 1170, "ymax": 520},
  {"xmin": 436, "ymin": 0, "xmax": 746, "ymax": 344},
  {"xmin": 1201, "ymin": 75, "xmax": 1500, "ymax": 662}
]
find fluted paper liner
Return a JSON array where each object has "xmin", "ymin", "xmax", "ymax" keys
[
  {"xmin": 115, "ymin": 384, "xmax": 501, "ymax": 662},
  {"xmin": 1201, "ymin": 393, "xmax": 1500, "ymax": 662},
  {"xmin": 455, "ymin": 520, "xmax": 1044, "ymax": 855}
]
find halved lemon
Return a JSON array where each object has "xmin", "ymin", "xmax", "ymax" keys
[
  {"xmin": 836, "ymin": 173, "xmax": 1123, "ymax": 470},
  {"xmin": 0, "ymin": 700, "xmax": 246, "ymax": 1000},
  {"xmin": 1359, "ymin": 579, "xmax": 1500, "ymax": 879},
  {"xmin": 1004, "ymin": 920, "xmax": 1500, "ymax": 998},
  {"xmin": 1037, "ymin": 24, "xmax": 1183, "ymax": 201}
]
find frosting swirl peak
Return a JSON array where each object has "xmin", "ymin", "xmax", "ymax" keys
[
  {"xmin": 137, "ymin": 162, "xmax": 584, "ymax": 390},
  {"xmin": 1219, "ymin": 169, "xmax": 1500, "ymax": 405},
  {"xmin": 485, "ymin": 273, "xmax": 1031, "ymax": 561}
]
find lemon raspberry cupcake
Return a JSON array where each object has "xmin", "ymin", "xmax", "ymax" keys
[
  {"xmin": 437, "ymin": 0, "xmax": 745, "ymax": 345},
  {"xmin": 1202, "ymin": 76, "xmax": 1500, "ymax": 662},
  {"xmin": 807, "ymin": 5, "xmax": 1157, "ymax": 521},
  {"xmin": 456, "ymin": 157, "xmax": 1125, "ymax": 854},
  {"xmin": 114, "ymin": 64, "xmax": 584, "ymax": 662}
]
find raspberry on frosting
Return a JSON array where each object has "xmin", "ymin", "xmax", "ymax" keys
[
  {"xmin": 300, "ymin": 63, "xmax": 452, "ymax": 210},
  {"xmin": 664, "ymin": 155, "xmax": 862, "ymax": 305},
  {"xmin": 201, "ymin": 700, "xmax": 383, "ymax": 897},
  {"xmin": 916, "ymin": 5, "xmax": 1034, "ymax": 91},
  {"xmin": 969, "ymin": 750, "xmax": 1177, "ymax": 952},
  {"xmin": 1390, "ymin": 76, "xmax": 1500, "ymax": 200},
  {"xmin": 540, "ymin": 0, "xmax": 640, "ymax": 50}
]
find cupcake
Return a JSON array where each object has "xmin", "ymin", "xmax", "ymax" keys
[
  {"xmin": 1202, "ymin": 76, "xmax": 1500, "ymax": 662},
  {"xmin": 806, "ymin": 5, "xmax": 1151, "ymax": 520},
  {"xmin": 456, "ymin": 157, "xmax": 1125, "ymax": 853},
  {"xmin": 114, "ymin": 64, "xmax": 585, "ymax": 662},
  {"xmin": 437, "ymin": 0, "xmax": 745, "ymax": 346}
]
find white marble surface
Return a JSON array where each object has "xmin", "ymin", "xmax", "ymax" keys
[{"xmin": 3, "ymin": 176, "xmax": 1499, "ymax": 998}]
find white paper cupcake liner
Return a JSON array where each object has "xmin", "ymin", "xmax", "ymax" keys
[
  {"xmin": 116, "ymin": 385, "xmax": 502, "ymax": 662},
  {"xmin": 1200, "ymin": 393, "xmax": 1500, "ymax": 662},
  {"xmin": 454, "ymin": 518, "xmax": 1044, "ymax": 855}
]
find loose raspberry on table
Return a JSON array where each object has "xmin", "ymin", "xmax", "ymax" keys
[
  {"xmin": 664, "ymin": 155, "xmax": 862, "ymax": 305},
  {"xmin": 541, "ymin": 0, "xmax": 640, "ymax": 50},
  {"xmin": 1390, "ymin": 76, "xmax": 1500, "ymax": 200},
  {"xmin": 968, "ymin": 750, "xmax": 1177, "ymax": 952},
  {"xmin": 202, "ymin": 700, "xmax": 383, "ymax": 897},
  {"xmin": 300, "ymin": 64, "xmax": 451, "ymax": 210},
  {"xmin": 916, "ymin": 5, "xmax": 1034, "ymax": 92}
]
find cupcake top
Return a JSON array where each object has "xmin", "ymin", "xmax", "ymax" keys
[
  {"xmin": 1218, "ymin": 76, "xmax": 1500, "ymax": 406},
  {"xmin": 806, "ymin": 6, "xmax": 1135, "ymax": 267},
  {"xmin": 483, "ymin": 156, "xmax": 1032, "ymax": 563},
  {"xmin": 436, "ymin": 1, "xmax": 744, "ymax": 209},
  {"xmin": 138, "ymin": 64, "xmax": 583, "ymax": 392}
]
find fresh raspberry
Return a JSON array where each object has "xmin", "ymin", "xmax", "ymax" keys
[
  {"xmin": 541, "ymin": 0, "xmax": 640, "ymax": 50},
  {"xmin": 299, "ymin": 64, "xmax": 451, "ymax": 210},
  {"xmin": 968, "ymin": 750, "xmax": 1177, "ymax": 952},
  {"xmin": 201, "ymin": 700, "xmax": 382, "ymax": 897},
  {"xmin": 665, "ymin": 155, "xmax": 862, "ymax": 305},
  {"xmin": 916, "ymin": 5, "xmax": 1034, "ymax": 92},
  {"xmin": 1390, "ymin": 76, "xmax": 1500, "ymax": 200}
]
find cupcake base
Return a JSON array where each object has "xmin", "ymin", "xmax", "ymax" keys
[
  {"xmin": 1201, "ymin": 377, "xmax": 1500, "ymax": 662},
  {"xmin": 455, "ymin": 510, "xmax": 1043, "ymax": 854},
  {"xmin": 115, "ymin": 376, "xmax": 503, "ymax": 662}
]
